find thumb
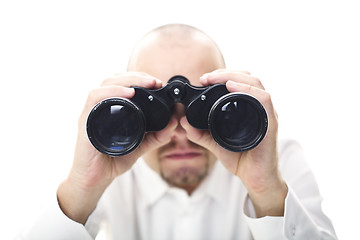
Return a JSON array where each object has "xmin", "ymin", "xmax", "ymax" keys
[
  {"xmin": 138, "ymin": 117, "xmax": 178, "ymax": 154},
  {"xmin": 179, "ymin": 116, "xmax": 219, "ymax": 151}
]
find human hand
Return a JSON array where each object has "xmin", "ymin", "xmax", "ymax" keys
[
  {"xmin": 180, "ymin": 70, "xmax": 288, "ymax": 217},
  {"xmin": 57, "ymin": 72, "xmax": 177, "ymax": 224}
]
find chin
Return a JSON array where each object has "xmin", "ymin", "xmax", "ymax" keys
[{"xmin": 160, "ymin": 157, "xmax": 209, "ymax": 187}]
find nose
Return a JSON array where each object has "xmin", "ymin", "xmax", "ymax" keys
[
  {"xmin": 173, "ymin": 103, "xmax": 185, "ymax": 121},
  {"xmin": 170, "ymin": 103, "xmax": 187, "ymax": 139}
]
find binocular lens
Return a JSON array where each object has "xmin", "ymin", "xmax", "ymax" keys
[
  {"xmin": 87, "ymin": 99, "xmax": 145, "ymax": 156},
  {"xmin": 209, "ymin": 94, "xmax": 268, "ymax": 152}
]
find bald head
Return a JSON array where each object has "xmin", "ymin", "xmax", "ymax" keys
[{"xmin": 127, "ymin": 24, "xmax": 225, "ymax": 85}]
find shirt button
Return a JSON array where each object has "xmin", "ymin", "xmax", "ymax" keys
[{"xmin": 290, "ymin": 224, "xmax": 296, "ymax": 236}]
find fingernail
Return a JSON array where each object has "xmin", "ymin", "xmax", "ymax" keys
[
  {"xmin": 227, "ymin": 80, "xmax": 235, "ymax": 85},
  {"xmin": 226, "ymin": 80, "xmax": 238, "ymax": 89},
  {"xmin": 156, "ymin": 79, "xmax": 163, "ymax": 85},
  {"xmin": 200, "ymin": 73, "xmax": 209, "ymax": 80},
  {"xmin": 200, "ymin": 75, "xmax": 209, "ymax": 84},
  {"xmin": 123, "ymin": 87, "xmax": 135, "ymax": 95}
]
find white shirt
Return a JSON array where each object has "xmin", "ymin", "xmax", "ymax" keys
[{"xmin": 19, "ymin": 139, "xmax": 337, "ymax": 239}]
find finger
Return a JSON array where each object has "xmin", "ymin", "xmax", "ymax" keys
[
  {"xmin": 200, "ymin": 71, "xmax": 263, "ymax": 89},
  {"xmin": 200, "ymin": 71, "xmax": 264, "ymax": 90},
  {"xmin": 87, "ymin": 85, "xmax": 134, "ymax": 104},
  {"xmin": 203, "ymin": 69, "xmax": 251, "ymax": 75},
  {"xmin": 79, "ymin": 86, "xmax": 135, "ymax": 123},
  {"xmin": 101, "ymin": 72, "xmax": 163, "ymax": 89},
  {"xmin": 226, "ymin": 80, "xmax": 276, "ymax": 119}
]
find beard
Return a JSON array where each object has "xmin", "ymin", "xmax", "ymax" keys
[{"xmin": 160, "ymin": 164, "xmax": 209, "ymax": 188}]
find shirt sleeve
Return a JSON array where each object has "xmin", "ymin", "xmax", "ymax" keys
[
  {"xmin": 242, "ymin": 139, "xmax": 337, "ymax": 240},
  {"xmin": 15, "ymin": 193, "xmax": 94, "ymax": 240}
]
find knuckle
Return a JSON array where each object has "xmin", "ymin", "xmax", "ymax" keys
[
  {"xmin": 88, "ymin": 88, "xmax": 100, "ymax": 100},
  {"xmin": 262, "ymin": 91, "xmax": 272, "ymax": 103},
  {"xmin": 253, "ymin": 77, "xmax": 261, "ymax": 83},
  {"xmin": 87, "ymin": 89, "xmax": 97, "ymax": 101},
  {"xmin": 244, "ymin": 84, "xmax": 253, "ymax": 92},
  {"xmin": 252, "ymin": 76, "xmax": 265, "ymax": 89}
]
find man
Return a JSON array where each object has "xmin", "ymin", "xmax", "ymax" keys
[{"xmin": 20, "ymin": 24, "xmax": 337, "ymax": 239}]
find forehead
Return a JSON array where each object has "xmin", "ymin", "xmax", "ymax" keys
[{"xmin": 131, "ymin": 34, "xmax": 222, "ymax": 86}]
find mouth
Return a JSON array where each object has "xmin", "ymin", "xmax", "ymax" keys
[{"xmin": 163, "ymin": 151, "xmax": 203, "ymax": 160}]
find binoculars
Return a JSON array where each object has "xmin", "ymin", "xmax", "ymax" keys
[{"xmin": 87, "ymin": 75, "xmax": 268, "ymax": 156}]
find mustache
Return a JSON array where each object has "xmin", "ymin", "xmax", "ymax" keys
[{"xmin": 158, "ymin": 139, "xmax": 206, "ymax": 156}]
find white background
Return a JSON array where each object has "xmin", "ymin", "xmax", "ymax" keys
[{"xmin": 1, "ymin": 0, "xmax": 359, "ymax": 239}]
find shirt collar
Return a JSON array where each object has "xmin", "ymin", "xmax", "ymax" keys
[
  {"xmin": 199, "ymin": 160, "xmax": 233, "ymax": 205},
  {"xmin": 133, "ymin": 158, "xmax": 169, "ymax": 207}
]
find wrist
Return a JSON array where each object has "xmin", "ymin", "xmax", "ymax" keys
[
  {"xmin": 247, "ymin": 174, "xmax": 288, "ymax": 218},
  {"xmin": 57, "ymin": 174, "xmax": 109, "ymax": 224}
]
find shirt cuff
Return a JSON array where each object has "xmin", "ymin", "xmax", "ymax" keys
[
  {"xmin": 243, "ymin": 192, "xmax": 285, "ymax": 240},
  {"xmin": 18, "ymin": 192, "xmax": 93, "ymax": 240},
  {"xmin": 243, "ymin": 186, "xmax": 334, "ymax": 240}
]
